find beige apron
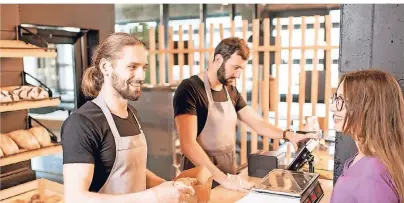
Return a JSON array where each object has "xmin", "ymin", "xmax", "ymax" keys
[
  {"xmin": 93, "ymin": 95, "xmax": 147, "ymax": 194},
  {"xmin": 181, "ymin": 73, "xmax": 238, "ymax": 186}
]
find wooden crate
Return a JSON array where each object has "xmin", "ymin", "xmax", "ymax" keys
[{"xmin": 0, "ymin": 178, "xmax": 64, "ymax": 203}]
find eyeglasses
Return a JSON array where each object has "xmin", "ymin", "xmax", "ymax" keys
[{"xmin": 331, "ymin": 93, "xmax": 345, "ymax": 111}]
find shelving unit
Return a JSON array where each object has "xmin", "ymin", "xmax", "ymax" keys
[{"xmin": 0, "ymin": 37, "xmax": 62, "ymax": 190}]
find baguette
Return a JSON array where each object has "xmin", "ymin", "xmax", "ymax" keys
[
  {"xmin": 0, "ymin": 90, "xmax": 12, "ymax": 103},
  {"xmin": 0, "ymin": 133, "xmax": 20, "ymax": 155},
  {"xmin": 29, "ymin": 126, "xmax": 52, "ymax": 147},
  {"xmin": 12, "ymin": 86, "xmax": 49, "ymax": 100},
  {"xmin": 0, "ymin": 90, "xmax": 19, "ymax": 103},
  {"xmin": 8, "ymin": 130, "xmax": 40, "ymax": 150},
  {"xmin": 12, "ymin": 86, "xmax": 31, "ymax": 100}
]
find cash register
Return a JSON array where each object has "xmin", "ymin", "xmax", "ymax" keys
[{"xmin": 237, "ymin": 139, "xmax": 324, "ymax": 203}]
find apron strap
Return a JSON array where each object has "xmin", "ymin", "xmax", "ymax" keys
[
  {"xmin": 203, "ymin": 72, "xmax": 231, "ymax": 103},
  {"xmin": 92, "ymin": 95, "xmax": 121, "ymax": 147},
  {"xmin": 203, "ymin": 73, "xmax": 214, "ymax": 103},
  {"xmin": 127, "ymin": 104, "xmax": 144, "ymax": 135}
]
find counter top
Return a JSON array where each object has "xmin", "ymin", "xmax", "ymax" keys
[{"xmin": 208, "ymin": 171, "xmax": 333, "ymax": 203}]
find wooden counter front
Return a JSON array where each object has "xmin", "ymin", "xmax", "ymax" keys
[{"xmin": 209, "ymin": 171, "xmax": 333, "ymax": 203}]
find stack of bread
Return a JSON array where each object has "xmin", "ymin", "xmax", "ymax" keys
[
  {"xmin": 0, "ymin": 126, "xmax": 52, "ymax": 157},
  {"xmin": 0, "ymin": 86, "xmax": 49, "ymax": 104}
]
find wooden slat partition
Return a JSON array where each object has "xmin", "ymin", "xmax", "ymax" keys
[
  {"xmin": 324, "ymin": 15, "xmax": 332, "ymax": 138},
  {"xmin": 240, "ymin": 20, "xmax": 248, "ymax": 165},
  {"xmin": 231, "ymin": 21, "xmax": 236, "ymax": 37},
  {"xmin": 158, "ymin": 25, "xmax": 166, "ymax": 84},
  {"xmin": 138, "ymin": 15, "xmax": 339, "ymax": 168},
  {"xmin": 149, "ymin": 27, "xmax": 156, "ymax": 85},
  {"xmin": 311, "ymin": 15, "xmax": 320, "ymax": 116},
  {"xmin": 286, "ymin": 17, "xmax": 294, "ymax": 157},
  {"xmin": 188, "ymin": 25, "xmax": 194, "ymax": 77},
  {"xmin": 273, "ymin": 18, "xmax": 282, "ymax": 150},
  {"xmin": 199, "ymin": 23, "xmax": 205, "ymax": 74},
  {"xmin": 168, "ymin": 27, "xmax": 174, "ymax": 84},
  {"xmin": 262, "ymin": 18, "xmax": 270, "ymax": 151},
  {"xmin": 299, "ymin": 17, "xmax": 307, "ymax": 130},
  {"xmin": 219, "ymin": 24, "xmax": 224, "ymax": 40},
  {"xmin": 251, "ymin": 19, "xmax": 260, "ymax": 153},
  {"xmin": 286, "ymin": 17, "xmax": 294, "ymax": 130},
  {"xmin": 178, "ymin": 25, "xmax": 184, "ymax": 81},
  {"xmin": 209, "ymin": 24, "xmax": 214, "ymax": 63}
]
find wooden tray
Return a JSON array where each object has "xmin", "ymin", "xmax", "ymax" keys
[
  {"xmin": 0, "ymin": 178, "xmax": 64, "ymax": 203},
  {"xmin": 0, "ymin": 144, "xmax": 62, "ymax": 167}
]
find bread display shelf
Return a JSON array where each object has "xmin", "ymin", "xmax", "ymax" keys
[
  {"xmin": 0, "ymin": 40, "xmax": 57, "ymax": 58},
  {"xmin": 0, "ymin": 178, "xmax": 64, "ymax": 203},
  {"xmin": 0, "ymin": 98, "xmax": 61, "ymax": 113},
  {"xmin": 0, "ymin": 144, "xmax": 62, "ymax": 167}
]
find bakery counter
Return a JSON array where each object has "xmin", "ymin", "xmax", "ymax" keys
[{"xmin": 209, "ymin": 170, "xmax": 333, "ymax": 203}]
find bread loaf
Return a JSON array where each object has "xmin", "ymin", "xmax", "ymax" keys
[
  {"xmin": 0, "ymin": 90, "xmax": 19, "ymax": 103},
  {"xmin": 13, "ymin": 86, "xmax": 30, "ymax": 99},
  {"xmin": 29, "ymin": 127, "xmax": 52, "ymax": 147},
  {"xmin": 8, "ymin": 130, "xmax": 40, "ymax": 150},
  {"xmin": 12, "ymin": 86, "xmax": 49, "ymax": 100},
  {"xmin": 37, "ymin": 87, "xmax": 49, "ymax": 99},
  {"xmin": 0, "ymin": 133, "xmax": 19, "ymax": 155}
]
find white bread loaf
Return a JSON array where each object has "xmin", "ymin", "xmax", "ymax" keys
[
  {"xmin": 12, "ymin": 86, "xmax": 30, "ymax": 99},
  {"xmin": 12, "ymin": 86, "xmax": 49, "ymax": 100},
  {"xmin": 0, "ymin": 90, "xmax": 13, "ymax": 103},
  {"xmin": 29, "ymin": 126, "xmax": 52, "ymax": 147},
  {"xmin": 0, "ymin": 133, "xmax": 20, "ymax": 155},
  {"xmin": 0, "ymin": 90, "xmax": 19, "ymax": 103},
  {"xmin": 8, "ymin": 129, "xmax": 40, "ymax": 150}
]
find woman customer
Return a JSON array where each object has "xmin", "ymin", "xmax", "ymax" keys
[{"xmin": 330, "ymin": 69, "xmax": 403, "ymax": 203}]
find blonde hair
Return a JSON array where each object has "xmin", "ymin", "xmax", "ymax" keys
[{"xmin": 81, "ymin": 33, "xmax": 145, "ymax": 97}]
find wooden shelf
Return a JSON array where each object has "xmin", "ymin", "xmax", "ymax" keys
[
  {"xmin": 0, "ymin": 40, "xmax": 57, "ymax": 58},
  {"xmin": 0, "ymin": 97, "xmax": 61, "ymax": 113},
  {"xmin": 0, "ymin": 144, "xmax": 62, "ymax": 167}
]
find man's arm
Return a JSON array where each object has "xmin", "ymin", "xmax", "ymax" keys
[
  {"xmin": 237, "ymin": 106, "xmax": 318, "ymax": 149},
  {"xmin": 175, "ymin": 114, "xmax": 228, "ymax": 184},
  {"xmin": 63, "ymin": 163, "xmax": 157, "ymax": 203},
  {"xmin": 146, "ymin": 169, "xmax": 165, "ymax": 188}
]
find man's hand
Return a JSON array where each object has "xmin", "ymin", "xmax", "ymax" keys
[
  {"xmin": 286, "ymin": 131, "xmax": 320, "ymax": 151},
  {"xmin": 220, "ymin": 174, "xmax": 255, "ymax": 193},
  {"xmin": 151, "ymin": 179, "xmax": 197, "ymax": 203}
]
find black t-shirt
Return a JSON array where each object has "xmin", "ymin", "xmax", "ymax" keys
[
  {"xmin": 173, "ymin": 75, "xmax": 247, "ymax": 136},
  {"xmin": 61, "ymin": 101, "xmax": 142, "ymax": 192}
]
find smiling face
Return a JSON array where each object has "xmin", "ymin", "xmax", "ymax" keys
[
  {"xmin": 330, "ymin": 80, "xmax": 347, "ymax": 132},
  {"xmin": 104, "ymin": 45, "xmax": 148, "ymax": 101}
]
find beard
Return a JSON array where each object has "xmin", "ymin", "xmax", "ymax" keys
[
  {"xmin": 111, "ymin": 71, "xmax": 142, "ymax": 101},
  {"xmin": 216, "ymin": 63, "xmax": 235, "ymax": 85}
]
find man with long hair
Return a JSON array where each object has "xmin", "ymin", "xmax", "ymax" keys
[{"xmin": 62, "ymin": 33, "xmax": 195, "ymax": 203}]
